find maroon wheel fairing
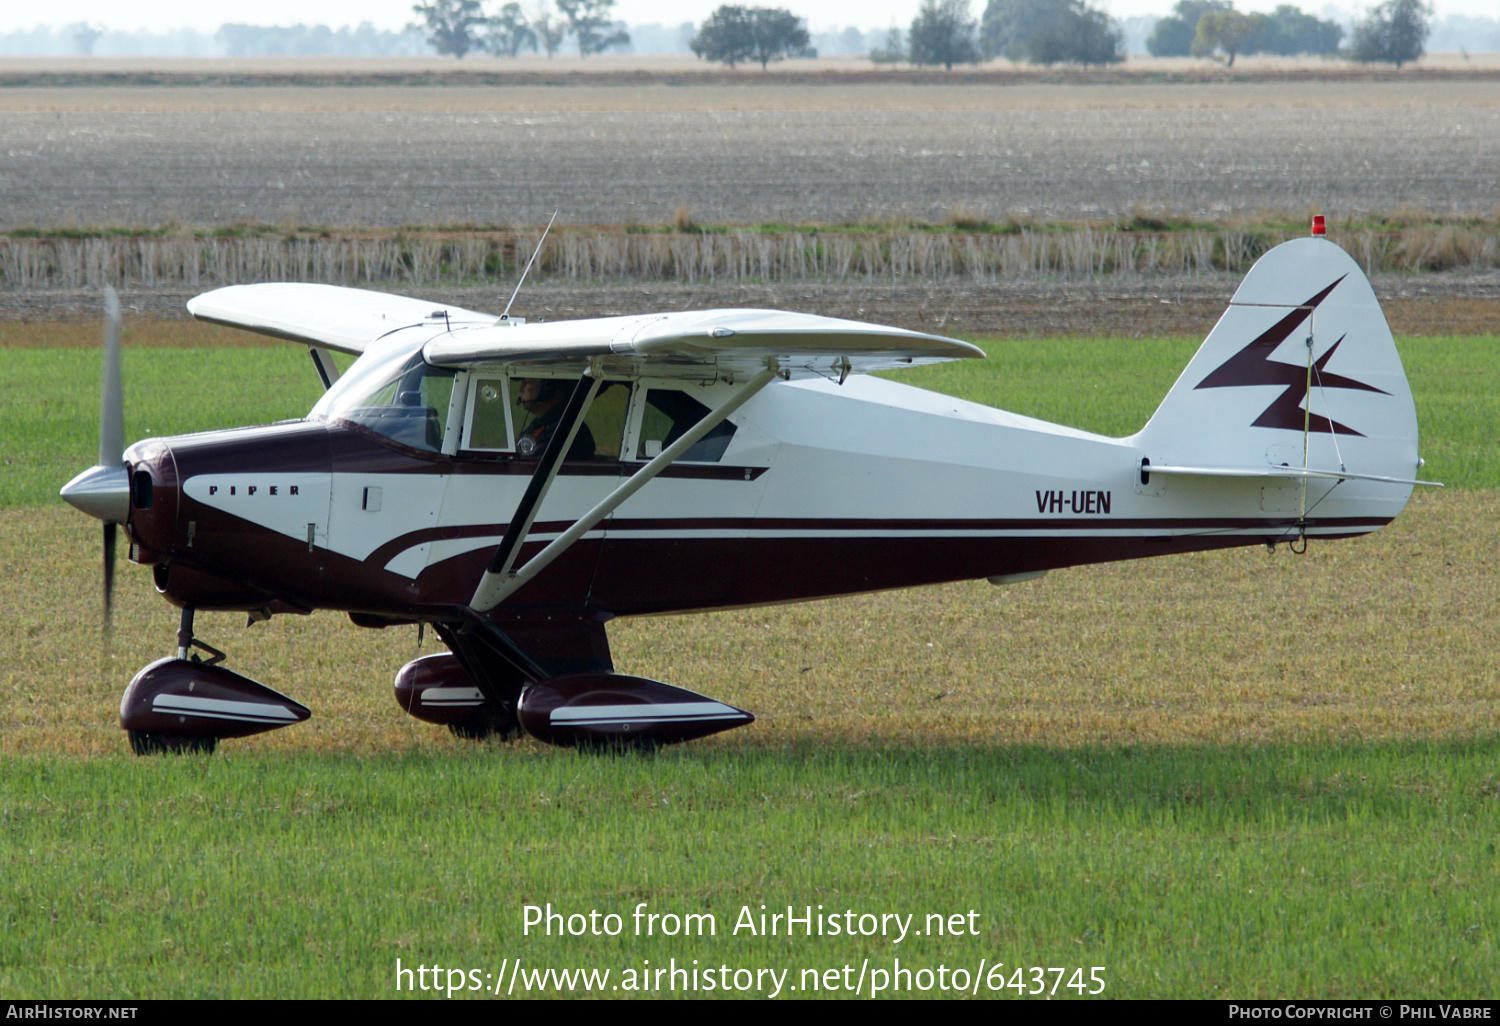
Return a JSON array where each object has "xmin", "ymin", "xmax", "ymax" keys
[
  {"xmin": 516, "ymin": 673, "xmax": 753, "ymax": 747},
  {"xmin": 393, "ymin": 652, "xmax": 487, "ymax": 726},
  {"xmin": 119, "ymin": 657, "xmax": 310, "ymax": 739}
]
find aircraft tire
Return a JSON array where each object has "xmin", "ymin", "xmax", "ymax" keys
[
  {"xmin": 127, "ymin": 730, "xmax": 218, "ymax": 756},
  {"xmin": 575, "ymin": 736, "xmax": 661, "ymax": 756}
]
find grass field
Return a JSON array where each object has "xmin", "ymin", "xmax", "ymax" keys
[
  {"xmin": 1, "ymin": 325, "xmax": 1497, "ymax": 998},
  {"xmin": 4, "ymin": 742, "xmax": 1498, "ymax": 998}
]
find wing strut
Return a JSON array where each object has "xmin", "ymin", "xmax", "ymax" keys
[
  {"xmin": 480, "ymin": 372, "xmax": 602, "ymax": 595},
  {"xmin": 469, "ymin": 366, "xmax": 778, "ymax": 613}
]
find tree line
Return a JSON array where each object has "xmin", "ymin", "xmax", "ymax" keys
[
  {"xmin": 406, "ymin": 0, "xmax": 1436, "ymax": 68},
  {"xmin": 691, "ymin": 0, "xmax": 1126, "ymax": 69},
  {"xmin": 410, "ymin": 0, "xmax": 628, "ymax": 58},
  {"xmin": 1148, "ymin": 0, "xmax": 1432, "ymax": 67},
  {"xmin": 688, "ymin": 0, "xmax": 1436, "ymax": 71}
]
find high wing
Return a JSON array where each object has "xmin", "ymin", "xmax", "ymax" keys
[
  {"xmin": 186, "ymin": 283, "xmax": 499, "ymax": 356},
  {"xmin": 188, "ymin": 284, "xmax": 982, "ymax": 380},
  {"xmin": 421, "ymin": 308, "xmax": 982, "ymax": 380}
]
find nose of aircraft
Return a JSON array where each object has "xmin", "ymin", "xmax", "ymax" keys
[{"xmin": 60, "ymin": 464, "xmax": 131, "ymax": 522}]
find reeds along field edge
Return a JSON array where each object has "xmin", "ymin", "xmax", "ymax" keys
[{"xmin": 3, "ymin": 226, "xmax": 1498, "ymax": 290}]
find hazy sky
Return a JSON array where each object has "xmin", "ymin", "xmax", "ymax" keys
[{"xmin": 2, "ymin": 0, "xmax": 1493, "ymax": 34}]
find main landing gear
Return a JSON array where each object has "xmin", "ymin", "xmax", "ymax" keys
[
  {"xmin": 394, "ymin": 617, "xmax": 754, "ymax": 749},
  {"xmin": 119, "ymin": 606, "xmax": 311, "ymax": 756}
]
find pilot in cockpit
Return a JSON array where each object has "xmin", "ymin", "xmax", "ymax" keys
[{"xmin": 516, "ymin": 379, "xmax": 596, "ymax": 460}]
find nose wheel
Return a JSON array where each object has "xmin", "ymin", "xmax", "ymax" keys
[
  {"xmin": 120, "ymin": 606, "xmax": 311, "ymax": 755},
  {"xmin": 123, "ymin": 607, "xmax": 222, "ymax": 755}
]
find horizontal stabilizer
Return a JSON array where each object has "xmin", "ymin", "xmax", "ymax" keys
[{"xmin": 1142, "ymin": 461, "xmax": 1441, "ymax": 487}]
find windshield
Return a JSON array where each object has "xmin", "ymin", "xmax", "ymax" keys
[{"xmin": 310, "ymin": 343, "xmax": 455, "ymax": 453}]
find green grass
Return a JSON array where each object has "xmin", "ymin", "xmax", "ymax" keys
[
  {"xmin": 3, "ymin": 334, "xmax": 1495, "ymax": 509},
  {"xmin": 4, "ymin": 742, "xmax": 1498, "ymax": 998},
  {"xmin": 889, "ymin": 336, "xmax": 1200, "ymax": 437}
]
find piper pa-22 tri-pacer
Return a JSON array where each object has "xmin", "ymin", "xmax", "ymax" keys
[{"xmin": 61, "ymin": 225, "xmax": 1436, "ymax": 754}]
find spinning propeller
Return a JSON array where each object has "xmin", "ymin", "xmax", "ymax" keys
[{"xmin": 59, "ymin": 287, "xmax": 129, "ymax": 631}]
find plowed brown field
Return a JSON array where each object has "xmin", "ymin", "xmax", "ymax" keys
[{"xmin": 2, "ymin": 79, "xmax": 1497, "ymax": 230}]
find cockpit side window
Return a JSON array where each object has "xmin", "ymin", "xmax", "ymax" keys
[
  {"xmin": 464, "ymin": 376, "xmax": 513, "ymax": 451},
  {"xmin": 634, "ymin": 388, "xmax": 736, "ymax": 462}
]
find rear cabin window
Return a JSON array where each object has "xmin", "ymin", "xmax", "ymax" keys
[{"xmin": 634, "ymin": 388, "xmax": 736, "ymax": 463}]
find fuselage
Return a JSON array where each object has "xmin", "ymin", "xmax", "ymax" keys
[{"xmin": 120, "ymin": 332, "xmax": 1399, "ymax": 623}]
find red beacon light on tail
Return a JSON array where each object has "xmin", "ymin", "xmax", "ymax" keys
[{"xmin": 1311, "ymin": 215, "xmax": 1326, "ymax": 236}]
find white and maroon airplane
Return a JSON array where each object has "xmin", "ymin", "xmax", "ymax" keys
[{"xmin": 60, "ymin": 227, "xmax": 1434, "ymax": 754}]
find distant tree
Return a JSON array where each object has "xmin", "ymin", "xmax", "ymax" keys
[
  {"xmin": 1029, "ymin": 0, "xmax": 1122, "ymax": 64},
  {"xmin": 1350, "ymin": 0, "xmax": 1431, "ymax": 67},
  {"xmin": 981, "ymin": 0, "xmax": 1121, "ymax": 65},
  {"xmin": 749, "ymin": 8, "xmax": 810, "ymax": 68},
  {"xmin": 486, "ymin": 1, "xmax": 538, "ymax": 55},
  {"xmin": 1257, "ymin": 4, "xmax": 1342, "ymax": 55},
  {"xmin": 527, "ymin": 1, "xmax": 569, "ymax": 56},
  {"xmin": 690, "ymin": 7, "xmax": 756, "ymax": 66},
  {"xmin": 411, "ymin": 0, "xmax": 489, "ymax": 57},
  {"xmin": 1144, "ymin": 0, "xmax": 1231, "ymax": 56},
  {"xmin": 981, "ymin": 0, "xmax": 1042, "ymax": 59},
  {"xmin": 693, "ymin": 6, "xmax": 808, "ymax": 69},
  {"xmin": 1191, "ymin": 9, "xmax": 1266, "ymax": 64},
  {"xmin": 909, "ymin": 0, "xmax": 982, "ymax": 69},
  {"xmin": 869, "ymin": 26, "xmax": 908, "ymax": 62},
  {"xmin": 557, "ymin": 0, "xmax": 629, "ymax": 56},
  {"xmin": 68, "ymin": 22, "xmax": 104, "ymax": 56}
]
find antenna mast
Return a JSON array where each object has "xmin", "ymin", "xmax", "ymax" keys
[{"xmin": 501, "ymin": 210, "xmax": 558, "ymax": 321}]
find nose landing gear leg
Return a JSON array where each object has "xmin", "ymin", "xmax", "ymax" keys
[{"xmin": 175, "ymin": 606, "xmax": 226, "ymax": 665}]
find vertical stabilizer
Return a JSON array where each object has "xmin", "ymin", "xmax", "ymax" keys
[{"xmin": 1136, "ymin": 237, "xmax": 1419, "ymax": 493}]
